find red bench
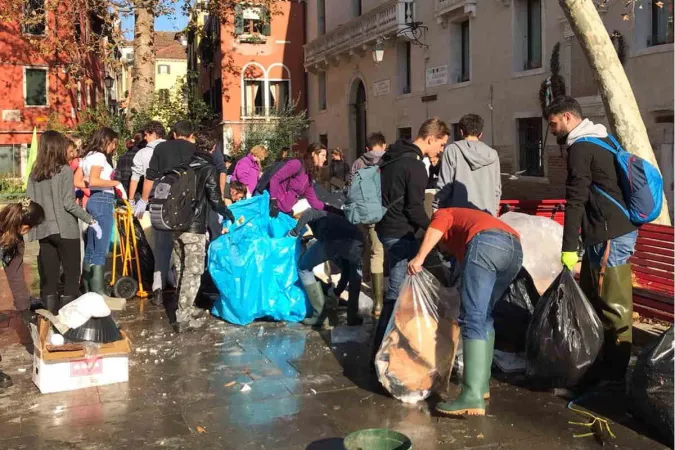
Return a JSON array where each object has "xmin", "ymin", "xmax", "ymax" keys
[{"xmin": 499, "ymin": 200, "xmax": 674, "ymax": 322}]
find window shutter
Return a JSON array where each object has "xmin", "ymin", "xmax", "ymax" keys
[
  {"xmin": 234, "ymin": 5, "xmax": 244, "ymax": 35},
  {"xmin": 262, "ymin": 7, "xmax": 271, "ymax": 36}
]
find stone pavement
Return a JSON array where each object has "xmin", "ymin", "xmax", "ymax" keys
[{"xmin": 0, "ymin": 245, "xmax": 670, "ymax": 450}]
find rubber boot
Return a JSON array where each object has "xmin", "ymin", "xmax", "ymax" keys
[
  {"xmin": 370, "ymin": 272, "xmax": 384, "ymax": 318},
  {"xmin": 302, "ymin": 282, "xmax": 326, "ymax": 327},
  {"xmin": 436, "ymin": 339, "xmax": 489, "ymax": 416},
  {"xmin": 43, "ymin": 294, "xmax": 59, "ymax": 315},
  {"xmin": 600, "ymin": 264, "xmax": 633, "ymax": 381},
  {"xmin": 81, "ymin": 263, "xmax": 92, "ymax": 294},
  {"xmin": 483, "ymin": 331, "xmax": 495, "ymax": 400},
  {"xmin": 89, "ymin": 265, "xmax": 106, "ymax": 295},
  {"xmin": 0, "ymin": 370, "xmax": 12, "ymax": 389},
  {"xmin": 60, "ymin": 295, "xmax": 76, "ymax": 311},
  {"xmin": 346, "ymin": 278, "xmax": 363, "ymax": 327},
  {"xmin": 151, "ymin": 289, "xmax": 164, "ymax": 307},
  {"xmin": 371, "ymin": 302, "xmax": 395, "ymax": 364}
]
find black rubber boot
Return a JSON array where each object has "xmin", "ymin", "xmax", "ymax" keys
[
  {"xmin": 302, "ymin": 282, "xmax": 326, "ymax": 327},
  {"xmin": 151, "ymin": 289, "xmax": 163, "ymax": 307},
  {"xmin": 60, "ymin": 295, "xmax": 76, "ymax": 311},
  {"xmin": 0, "ymin": 370, "xmax": 12, "ymax": 389},
  {"xmin": 43, "ymin": 294, "xmax": 59, "ymax": 315},
  {"xmin": 89, "ymin": 265, "xmax": 106, "ymax": 295},
  {"xmin": 81, "ymin": 264, "xmax": 92, "ymax": 293},
  {"xmin": 371, "ymin": 302, "xmax": 395, "ymax": 363}
]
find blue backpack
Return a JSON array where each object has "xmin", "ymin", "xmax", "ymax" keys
[
  {"xmin": 577, "ymin": 135, "xmax": 663, "ymax": 225},
  {"xmin": 344, "ymin": 162, "xmax": 403, "ymax": 225}
]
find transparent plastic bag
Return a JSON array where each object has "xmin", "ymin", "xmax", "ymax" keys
[
  {"xmin": 525, "ymin": 269, "xmax": 604, "ymax": 387},
  {"xmin": 375, "ymin": 268, "xmax": 461, "ymax": 403},
  {"xmin": 629, "ymin": 327, "xmax": 674, "ymax": 442},
  {"xmin": 500, "ymin": 212, "xmax": 564, "ymax": 294}
]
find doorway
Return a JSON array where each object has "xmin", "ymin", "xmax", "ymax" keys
[{"xmin": 350, "ymin": 79, "xmax": 367, "ymax": 158}]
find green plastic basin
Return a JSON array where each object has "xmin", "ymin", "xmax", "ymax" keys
[{"xmin": 343, "ymin": 428, "xmax": 412, "ymax": 450}]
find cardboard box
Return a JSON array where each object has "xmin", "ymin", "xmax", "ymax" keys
[{"xmin": 32, "ymin": 318, "xmax": 131, "ymax": 394}]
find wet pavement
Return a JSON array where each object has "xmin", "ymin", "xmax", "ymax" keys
[{"xmin": 0, "ymin": 244, "xmax": 671, "ymax": 450}]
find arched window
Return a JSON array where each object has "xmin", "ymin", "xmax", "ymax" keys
[
  {"xmin": 242, "ymin": 62, "xmax": 266, "ymax": 116},
  {"xmin": 241, "ymin": 63, "xmax": 291, "ymax": 117}
]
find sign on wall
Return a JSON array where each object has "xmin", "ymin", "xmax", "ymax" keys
[
  {"xmin": 2, "ymin": 110, "xmax": 20, "ymax": 122},
  {"xmin": 373, "ymin": 79, "xmax": 391, "ymax": 97},
  {"xmin": 426, "ymin": 65, "xmax": 448, "ymax": 88}
]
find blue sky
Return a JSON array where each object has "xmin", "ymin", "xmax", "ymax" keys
[{"xmin": 121, "ymin": 5, "xmax": 189, "ymax": 39}]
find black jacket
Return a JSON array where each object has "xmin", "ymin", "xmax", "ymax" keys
[
  {"xmin": 146, "ymin": 139, "xmax": 195, "ymax": 181},
  {"xmin": 291, "ymin": 209, "xmax": 364, "ymax": 262},
  {"xmin": 563, "ymin": 138, "xmax": 637, "ymax": 252},
  {"xmin": 375, "ymin": 140, "xmax": 430, "ymax": 239},
  {"xmin": 329, "ymin": 160, "xmax": 350, "ymax": 182},
  {"xmin": 185, "ymin": 151, "xmax": 233, "ymax": 234}
]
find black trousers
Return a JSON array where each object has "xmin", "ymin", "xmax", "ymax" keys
[
  {"xmin": 4, "ymin": 242, "xmax": 31, "ymax": 312},
  {"xmin": 38, "ymin": 234, "xmax": 81, "ymax": 298}
]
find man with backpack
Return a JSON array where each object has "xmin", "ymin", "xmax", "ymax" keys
[
  {"xmin": 434, "ymin": 114, "xmax": 501, "ymax": 215},
  {"xmin": 546, "ymin": 96, "xmax": 644, "ymax": 385},
  {"xmin": 372, "ymin": 118, "xmax": 451, "ymax": 360},
  {"xmin": 348, "ymin": 132, "xmax": 387, "ymax": 318},
  {"xmin": 167, "ymin": 131, "xmax": 234, "ymax": 333},
  {"xmin": 135, "ymin": 120, "xmax": 196, "ymax": 307}
]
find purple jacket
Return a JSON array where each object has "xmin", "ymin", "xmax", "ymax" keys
[
  {"xmin": 269, "ymin": 159, "xmax": 324, "ymax": 214},
  {"xmin": 232, "ymin": 153, "xmax": 261, "ymax": 193}
]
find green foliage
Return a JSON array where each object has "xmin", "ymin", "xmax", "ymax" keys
[
  {"xmin": 231, "ymin": 103, "xmax": 310, "ymax": 168},
  {"xmin": 48, "ymin": 105, "xmax": 130, "ymax": 156},
  {"xmin": 0, "ymin": 175, "xmax": 26, "ymax": 198}
]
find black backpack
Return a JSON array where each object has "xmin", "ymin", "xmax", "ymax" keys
[
  {"xmin": 253, "ymin": 159, "xmax": 302, "ymax": 196},
  {"xmin": 149, "ymin": 165, "xmax": 198, "ymax": 231}
]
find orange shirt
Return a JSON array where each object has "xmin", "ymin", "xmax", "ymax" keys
[{"xmin": 429, "ymin": 208, "xmax": 520, "ymax": 262}]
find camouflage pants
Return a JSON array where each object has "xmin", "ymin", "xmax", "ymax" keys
[{"xmin": 173, "ymin": 232, "xmax": 207, "ymax": 326}]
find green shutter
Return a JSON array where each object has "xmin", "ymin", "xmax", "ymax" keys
[
  {"xmin": 234, "ymin": 5, "xmax": 244, "ymax": 35},
  {"xmin": 262, "ymin": 7, "xmax": 271, "ymax": 36}
]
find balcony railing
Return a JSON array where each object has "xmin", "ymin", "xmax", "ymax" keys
[
  {"xmin": 240, "ymin": 105, "xmax": 290, "ymax": 119},
  {"xmin": 434, "ymin": 0, "xmax": 477, "ymax": 22},
  {"xmin": 304, "ymin": 0, "xmax": 415, "ymax": 71}
]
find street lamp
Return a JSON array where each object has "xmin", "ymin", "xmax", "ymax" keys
[
  {"xmin": 175, "ymin": 32, "xmax": 188, "ymax": 47},
  {"xmin": 104, "ymin": 74, "xmax": 114, "ymax": 90},
  {"xmin": 372, "ymin": 39, "xmax": 384, "ymax": 64}
]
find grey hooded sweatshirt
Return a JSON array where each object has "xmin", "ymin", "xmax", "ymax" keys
[
  {"xmin": 433, "ymin": 140, "xmax": 501, "ymax": 215},
  {"xmin": 348, "ymin": 149, "xmax": 386, "ymax": 183}
]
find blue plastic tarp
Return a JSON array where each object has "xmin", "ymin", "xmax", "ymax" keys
[{"xmin": 208, "ymin": 192, "xmax": 309, "ymax": 325}]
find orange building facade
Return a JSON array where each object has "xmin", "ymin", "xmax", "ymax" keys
[
  {"xmin": 0, "ymin": 4, "xmax": 105, "ymax": 176},
  {"xmin": 196, "ymin": 1, "xmax": 306, "ymax": 153}
]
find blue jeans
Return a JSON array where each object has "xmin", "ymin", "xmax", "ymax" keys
[
  {"xmin": 585, "ymin": 230, "xmax": 638, "ymax": 268},
  {"xmin": 379, "ymin": 234, "xmax": 420, "ymax": 305},
  {"xmin": 460, "ymin": 231, "xmax": 523, "ymax": 340},
  {"xmin": 84, "ymin": 192, "xmax": 115, "ymax": 266}
]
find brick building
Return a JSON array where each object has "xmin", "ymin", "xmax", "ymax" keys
[
  {"xmin": 304, "ymin": 0, "xmax": 673, "ymax": 213},
  {"xmin": 190, "ymin": 0, "xmax": 307, "ymax": 153},
  {"xmin": 0, "ymin": 2, "xmax": 106, "ymax": 178}
]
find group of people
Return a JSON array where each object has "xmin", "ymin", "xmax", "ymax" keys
[{"xmin": 0, "ymin": 96, "xmax": 639, "ymax": 422}]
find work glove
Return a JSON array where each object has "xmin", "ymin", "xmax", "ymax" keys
[
  {"xmin": 114, "ymin": 183, "xmax": 128, "ymax": 200},
  {"xmin": 133, "ymin": 199, "xmax": 147, "ymax": 219},
  {"xmin": 561, "ymin": 251, "xmax": 579, "ymax": 271},
  {"xmin": 222, "ymin": 207, "xmax": 235, "ymax": 224},
  {"xmin": 89, "ymin": 221, "xmax": 103, "ymax": 240}
]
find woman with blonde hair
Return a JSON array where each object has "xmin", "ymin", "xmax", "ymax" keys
[{"xmin": 231, "ymin": 144, "xmax": 268, "ymax": 194}]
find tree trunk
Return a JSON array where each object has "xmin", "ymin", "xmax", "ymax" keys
[
  {"xmin": 128, "ymin": 2, "xmax": 156, "ymax": 119},
  {"xmin": 559, "ymin": 0, "xmax": 671, "ymax": 225}
]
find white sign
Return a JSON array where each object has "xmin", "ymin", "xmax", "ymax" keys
[
  {"xmin": 373, "ymin": 79, "xmax": 391, "ymax": 97},
  {"xmin": 426, "ymin": 65, "xmax": 448, "ymax": 88},
  {"xmin": 2, "ymin": 110, "xmax": 20, "ymax": 122}
]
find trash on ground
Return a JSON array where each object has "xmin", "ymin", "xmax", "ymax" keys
[
  {"xmin": 224, "ymin": 381, "xmax": 236, "ymax": 388},
  {"xmin": 525, "ymin": 269, "xmax": 603, "ymax": 387},
  {"xmin": 241, "ymin": 383, "xmax": 251, "ymax": 392},
  {"xmin": 629, "ymin": 326, "xmax": 674, "ymax": 443},
  {"xmin": 209, "ymin": 192, "xmax": 309, "ymax": 325},
  {"xmin": 196, "ymin": 426, "xmax": 207, "ymax": 434},
  {"xmin": 375, "ymin": 268, "xmax": 460, "ymax": 403},
  {"xmin": 493, "ymin": 268, "xmax": 539, "ymax": 352}
]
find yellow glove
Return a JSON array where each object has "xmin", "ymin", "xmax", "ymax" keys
[{"xmin": 561, "ymin": 251, "xmax": 579, "ymax": 271}]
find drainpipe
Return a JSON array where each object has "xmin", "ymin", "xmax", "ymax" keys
[{"xmin": 489, "ymin": 84, "xmax": 495, "ymax": 147}]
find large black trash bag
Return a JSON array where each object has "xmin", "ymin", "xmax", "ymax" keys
[
  {"xmin": 117, "ymin": 217, "xmax": 154, "ymax": 289},
  {"xmin": 629, "ymin": 327, "xmax": 674, "ymax": 443},
  {"xmin": 525, "ymin": 268, "xmax": 604, "ymax": 387},
  {"xmin": 493, "ymin": 268, "xmax": 540, "ymax": 351}
]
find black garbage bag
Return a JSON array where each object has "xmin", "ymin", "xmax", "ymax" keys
[
  {"xmin": 493, "ymin": 268, "xmax": 540, "ymax": 352},
  {"xmin": 629, "ymin": 327, "xmax": 674, "ymax": 443},
  {"xmin": 117, "ymin": 217, "xmax": 154, "ymax": 289},
  {"xmin": 525, "ymin": 268, "xmax": 604, "ymax": 387}
]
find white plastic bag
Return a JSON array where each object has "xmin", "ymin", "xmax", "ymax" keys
[
  {"xmin": 57, "ymin": 292, "xmax": 112, "ymax": 329},
  {"xmin": 500, "ymin": 212, "xmax": 565, "ymax": 294},
  {"xmin": 375, "ymin": 269, "xmax": 461, "ymax": 403}
]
